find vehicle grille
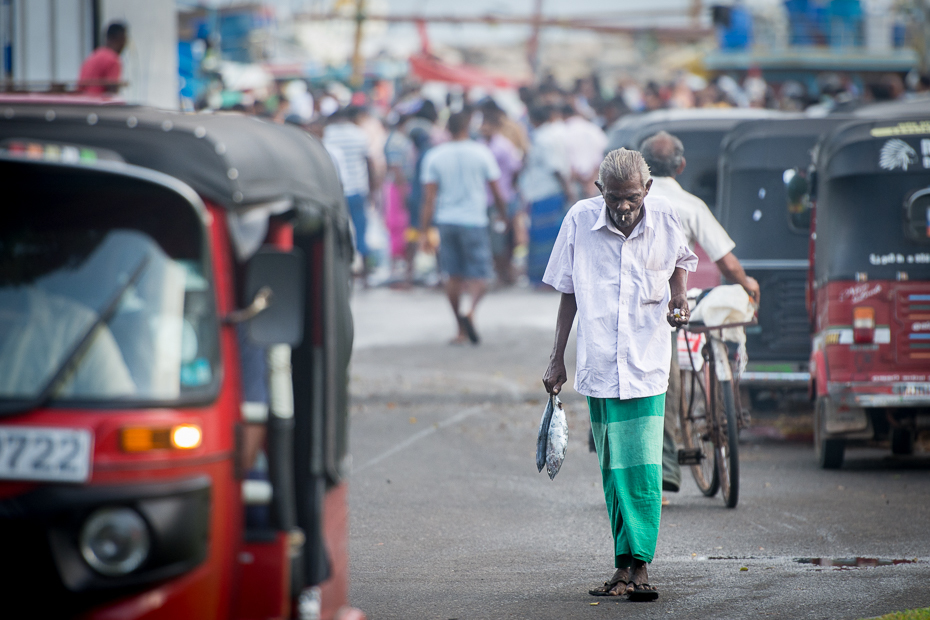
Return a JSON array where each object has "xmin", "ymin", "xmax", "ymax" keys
[{"xmin": 746, "ymin": 269, "xmax": 810, "ymax": 362}]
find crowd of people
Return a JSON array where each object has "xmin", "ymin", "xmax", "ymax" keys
[
  {"xmin": 266, "ymin": 69, "xmax": 928, "ymax": 286},
  {"xmin": 286, "ymin": 81, "xmax": 618, "ymax": 295},
  {"xmin": 247, "ymin": 67, "xmax": 926, "ymax": 343}
]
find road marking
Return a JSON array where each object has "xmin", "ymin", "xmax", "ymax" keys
[{"xmin": 355, "ymin": 404, "xmax": 487, "ymax": 473}]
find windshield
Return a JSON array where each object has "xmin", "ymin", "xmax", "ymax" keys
[
  {"xmin": 816, "ymin": 174, "xmax": 930, "ymax": 282},
  {"xmin": 0, "ymin": 218, "xmax": 219, "ymax": 407},
  {"xmin": 720, "ymin": 170, "xmax": 810, "ymax": 261}
]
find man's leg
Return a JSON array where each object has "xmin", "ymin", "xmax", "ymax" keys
[
  {"xmin": 445, "ymin": 276, "xmax": 466, "ymax": 343},
  {"xmin": 458, "ymin": 225, "xmax": 493, "ymax": 344},
  {"xmin": 437, "ymin": 225, "xmax": 468, "ymax": 343},
  {"xmin": 346, "ymin": 193, "xmax": 369, "ymax": 280},
  {"xmin": 663, "ymin": 333, "xmax": 682, "ymax": 493},
  {"xmin": 587, "ymin": 396, "xmax": 663, "ymax": 596},
  {"xmin": 464, "ymin": 278, "xmax": 488, "ymax": 318}
]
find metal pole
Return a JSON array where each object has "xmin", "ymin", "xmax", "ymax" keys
[
  {"xmin": 349, "ymin": 0, "xmax": 365, "ymax": 89},
  {"xmin": 527, "ymin": 0, "xmax": 542, "ymax": 80},
  {"xmin": 50, "ymin": 0, "xmax": 56, "ymax": 82},
  {"xmin": 690, "ymin": 0, "xmax": 701, "ymax": 27}
]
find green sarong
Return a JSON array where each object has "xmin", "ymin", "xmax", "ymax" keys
[{"xmin": 587, "ymin": 394, "xmax": 665, "ymax": 566}]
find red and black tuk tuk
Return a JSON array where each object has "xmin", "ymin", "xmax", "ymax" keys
[
  {"xmin": 0, "ymin": 101, "xmax": 361, "ymax": 619},
  {"xmin": 717, "ymin": 117, "xmax": 848, "ymax": 397},
  {"xmin": 809, "ymin": 114, "xmax": 930, "ymax": 468}
]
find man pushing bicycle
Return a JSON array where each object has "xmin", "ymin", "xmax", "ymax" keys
[{"xmin": 639, "ymin": 131, "xmax": 760, "ymax": 497}]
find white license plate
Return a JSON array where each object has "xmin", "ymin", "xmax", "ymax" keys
[
  {"xmin": 898, "ymin": 383, "xmax": 930, "ymax": 397},
  {"xmin": 0, "ymin": 426, "xmax": 92, "ymax": 483}
]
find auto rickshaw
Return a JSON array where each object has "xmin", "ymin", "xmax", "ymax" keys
[
  {"xmin": 0, "ymin": 101, "xmax": 361, "ymax": 619},
  {"xmin": 809, "ymin": 114, "xmax": 930, "ymax": 468},
  {"xmin": 606, "ymin": 108, "xmax": 789, "ymax": 288},
  {"xmin": 717, "ymin": 117, "xmax": 849, "ymax": 395}
]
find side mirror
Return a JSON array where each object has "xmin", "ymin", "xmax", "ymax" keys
[
  {"xmin": 784, "ymin": 168, "xmax": 812, "ymax": 232},
  {"xmin": 243, "ymin": 247, "xmax": 305, "ymax": 347}
]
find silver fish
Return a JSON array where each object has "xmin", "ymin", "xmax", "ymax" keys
[
  {"xmin": 546, "ymin": 395, "xmax": 568, "ymax": 480},
  {"xmin": 536, "ymin": 395, "xmax": 554, "ymax": 472}
]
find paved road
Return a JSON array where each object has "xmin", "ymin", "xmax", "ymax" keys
[{"xmin": 347, "ymin": 287, "xmax": 930, "ymax": 620}]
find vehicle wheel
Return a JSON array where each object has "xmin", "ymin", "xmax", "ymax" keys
[
  {"xmin": 814, "ymin": 397, "xmax": 844, "ymax": 469},
  {"xmin": 716, "ymin": 379, "xmax": 740, "ymax": 509},
  {"xmin": 679, "ymin": 369, "xmax": 719, "ymax": 497},
  {"xmin": 891, "ymin": 428, "xmax": 914, "ymax": 456}
]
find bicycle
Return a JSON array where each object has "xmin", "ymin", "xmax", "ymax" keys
[{"xmin": 676, "ymin": 317, "xmax": 755, "ymax": 509}]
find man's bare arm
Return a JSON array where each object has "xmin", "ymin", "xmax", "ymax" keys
[
  {"xmin": 715, "ymin": 252, "xmax": 760, "ymax": 302},
  {"xmin": 543, "ymin": 293, "xmax": 577, "ymax": 395},
  {"xmin": 419, "ymin": 182, "xmax": 438, "ymax": 249},
  {"xmin": 667, "ymin": 267, "xmax": 690, "ymax": 328},
  {"xmin": 488, "ymin": 179, "xmax": 508, "ymax": 221}
]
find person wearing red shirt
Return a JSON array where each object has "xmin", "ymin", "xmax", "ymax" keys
[{"xmin": 78, "ymin": 22, "xmax": 127, "ymax": 94}]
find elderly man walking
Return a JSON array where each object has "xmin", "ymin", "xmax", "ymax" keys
[
  {"xmin": 543, "ymin": 149, "xmax": 697, "ymax": 601},
  {"xmin": 639, "ymin": 131, "xmax": 759, "ymax": 496}
]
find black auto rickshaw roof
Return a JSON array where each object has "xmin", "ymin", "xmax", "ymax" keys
[
  {"xmin": 605, "ymin": 108, "xmax": 793, "ymax": 152},
  {"xmin": 719, "ymin": 116, "xmax": 852, "ymax": 172},
  {"xmin": 0, "ymin": 102, "xmax": 344, "ymax": 215},
  {"xmin": 850, "ymin": 97, "xmax": 930, "ymax": 119},
  {"xmin": 815, "ymin": 115, "xmax": 930, "ymax": 179}
]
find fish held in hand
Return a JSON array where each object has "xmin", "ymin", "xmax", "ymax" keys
[
  {"xmin": 546, "ymin": 396, "xmax": 568, "ymax": 479},
  {"xmin": 536, "ymin": 395, "xmax": 555, "ymax": 472}
]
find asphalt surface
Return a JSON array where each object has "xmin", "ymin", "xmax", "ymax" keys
[{"xmin": 347, "ymin": 287, "xmax": 930, "ymax": 620}]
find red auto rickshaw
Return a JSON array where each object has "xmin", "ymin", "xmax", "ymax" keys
[
  {"xmin": 0, "ymin": 101, "xmax": 361, "ymax": 619},
  {"xmin": 809, "ymin": 114, "xmax": 930, "ymax": 468}
]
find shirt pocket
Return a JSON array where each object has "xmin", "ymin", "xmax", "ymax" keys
[
  {"xmin": 645, "ymin": 240, "xmax": 677, "ymax": 273},
  {"xmin": 642, "ymin": 268, "xmax": 669, "ymax": 305}
]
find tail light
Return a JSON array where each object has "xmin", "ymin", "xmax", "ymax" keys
[{"xmin": 853, "ymin": 307, "xmax": 875, "ymax": 344}]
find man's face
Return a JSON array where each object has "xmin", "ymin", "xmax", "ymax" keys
[
  {"xmin": 596, "ymin": 174, "xmax": 652, "ymax": 230},
  {"xmin": 112, "ymin": 33, "xmax": 127, "ymax": 55}
]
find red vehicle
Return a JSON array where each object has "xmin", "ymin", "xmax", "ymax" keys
[
  {"xmin": 808, "ymin": 114, "xmax": 930, "ymax": 468},
  {"xmin": 0, "ymin": 102, "xmax": 362, "ymax": 619}
]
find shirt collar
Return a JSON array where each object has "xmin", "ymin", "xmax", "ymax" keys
[
  {"xmin": 649, "ymin": 176, "xmax": 683, "ymax": 194},
  {"xmin": 591, "ymin": 196, "xmax": 654, "ymax": 239}
]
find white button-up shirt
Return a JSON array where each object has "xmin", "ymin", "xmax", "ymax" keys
[
  {"xmin": 543, "ymin": 194, "xmax": 698, "ymax": 399},
  {"xmin": 648, "ymin": 176, "xmax": 735, "ymax": 262}
]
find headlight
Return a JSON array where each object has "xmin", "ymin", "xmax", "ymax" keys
[{"xmin": 79, "ymin": 507, "xmax": 150, "ymax": 576}]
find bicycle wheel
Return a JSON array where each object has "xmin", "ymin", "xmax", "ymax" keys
[
  {"xmin": 679, "ymin": 368, "xmax": 719, "ymax": 497},
  {"xmin": 715, "ymin": 377, "xmax": 740, "ymax": 509}
]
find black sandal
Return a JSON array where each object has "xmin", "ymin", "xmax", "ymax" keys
[
  {"xmin": 460, "ymin": 315, "xmax": 480, "ymax": 344},
  {"xmin": 627, "ymin": 583, "xmax": 659, "ymax": 602}
]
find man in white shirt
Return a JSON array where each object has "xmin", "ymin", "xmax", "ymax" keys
[
  {"xmin": 324, "ymin": 107, "xmax": 375, "ymax": 272},
  {"xmin": 639, "ymin": 131, "xmax": 759, "ymax": 495},
  {"xmin": 420, "ymin": 111, "xmax": 507, "ymax": 345},
  {"xmin": 542, "ymin": 149, "xmax": 697, "ymax": 601},
  {"xmin": 562, "ymin": 104, "xmax": 608, "ymax": 199},
  {"xmin": 519, "ymin": 105, "xmax": 573, "ymax": 285}
]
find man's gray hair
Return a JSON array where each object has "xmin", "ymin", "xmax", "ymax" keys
[
  {"xmin": 639, "ymin": 131, "xmax": 684, "ymax": 178},
  {"xmin": 598, "ymin": 148, "xmax": 651, "ymax": 187}
]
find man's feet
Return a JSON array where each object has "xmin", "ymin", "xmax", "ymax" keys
[
  {"xmin": 588, "ymin": 568, "xmax": 629, "ymax": 597},
  {"xmin": 627, "ymin": 561, "xmax": 659, "ymax": 602},
  {"xmin": 459, "ymin": 314, "xmax": 480, "ymax": 344}
]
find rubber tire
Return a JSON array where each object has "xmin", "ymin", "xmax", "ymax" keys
[
  {"xmin": 679, "ymin": 369, "xmax": 719, "ymax": 497},
  {"xmin": 891, "ymin": 428, "xmax": 914, "ymax": 456},
  {"xmin": 815, "ymin": 397, "xmax": 845, "ymax": 469},
  {"xmin": 718, "ymin": 380, "xmax": 740, "ymax": 509}
]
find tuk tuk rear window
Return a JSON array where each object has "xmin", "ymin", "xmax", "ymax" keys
[
  {"xmin": 816, "ymin": 174, "xmax": 930, "ymax": 282},
  {"xmin": 720, "ymin": 170, "xmax": 810, "ymax": 260}
]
